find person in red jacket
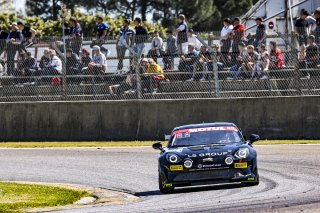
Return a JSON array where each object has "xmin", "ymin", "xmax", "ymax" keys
[
  {"xmin": 269, "ymin": 41, "xmax": 283, "ymax": 70},
  {"xmin": 231, "ymin": 17, "xmax": 245, "ymax": 58}
]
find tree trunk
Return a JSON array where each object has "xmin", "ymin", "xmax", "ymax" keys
[{"xmin": 140, "ymin": 0, "xmax": 147, "ymax": 21}]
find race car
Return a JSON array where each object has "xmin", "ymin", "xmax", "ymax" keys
[{"xmin": 152, "ymin": 122, "xmax": 260, "ymax": 193}]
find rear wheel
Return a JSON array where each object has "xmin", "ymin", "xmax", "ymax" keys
[
  {"xmin": 242, "ymin": 167, "xmax": 259, "ymax": 187},
  {"xmin": 159, "ymin": 173, "xmax": 174, "ymax": 194}
]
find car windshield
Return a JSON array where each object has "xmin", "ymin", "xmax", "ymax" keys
[{"xmin": 170, "ymin": 126, "xmax": 243, "ymax": 147}]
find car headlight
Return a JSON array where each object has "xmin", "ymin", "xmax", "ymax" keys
[
  {"xmin": 166, "ymin": 154, "xmax": 182, "ymax": 163},
  {"xmin": 235, "ymin": 148, "xmax": 249, "ymax": 159}
]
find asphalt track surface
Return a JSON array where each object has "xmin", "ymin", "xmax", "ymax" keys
[{"xmin": 0, "ymin": 145, "xmax": 320, "ymax": 213}]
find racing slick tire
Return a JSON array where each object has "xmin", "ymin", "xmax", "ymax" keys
[
  {"xmin": 159, "ymin": 173, "xmax": 174, "ymax": 194},
  {"xmin": 242, "ymin": 168, "xmax": 259, "ymax": 187}
]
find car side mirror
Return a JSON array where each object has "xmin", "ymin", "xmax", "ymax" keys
[
  {"xmin": 152, "ymin": 142, "xmax": 163, "ymax": 150},
  {"xmin": 249, "ymin": 134, "xmax": 260, "ymax": 144}
]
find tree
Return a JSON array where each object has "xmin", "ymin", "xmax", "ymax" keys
[{"xmin": 26, "ymin": 0, "xmax": 60, "ymax": 20}]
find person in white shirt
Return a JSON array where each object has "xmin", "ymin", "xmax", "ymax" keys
[
  {"xmin": 147, "ymin": 31, "xmax": 164, "ymax": 63},
  {"xmin": 220, "ymin": 18, "xmax": 233, "ymax": 66},
  {"xmin": 42, "ymin": 49, "xmax": 62, "ymax": 75},
  {"xmin": 187, "ymin": 29, "xmax": 201, "ymax": 51},
  {"xmin": 83, "ymin": 45, "xmax": 107, "ymax": 74}
]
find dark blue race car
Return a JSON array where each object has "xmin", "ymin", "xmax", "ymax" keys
[{"xmin": 153, "ymin": 122, "xmax": 260, "ymax": 193}]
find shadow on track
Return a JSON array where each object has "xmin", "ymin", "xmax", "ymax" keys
[{"xmin": 135, "ymin": 183, "xmax": 244, "ymax": 197}]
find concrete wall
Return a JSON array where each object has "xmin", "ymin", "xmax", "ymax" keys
[{"xmin": 0, "ymin": 96, "xmax": 320, "ymax": 141}]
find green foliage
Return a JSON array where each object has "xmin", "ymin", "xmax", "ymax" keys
[{"xmin": 0, "ymin": 11, "xmax": 166, "ymax": 38}]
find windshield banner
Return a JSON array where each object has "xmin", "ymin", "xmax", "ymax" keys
[{"xmin": 172, "ymin": 126, "xmax": 238, "ymax": 136}]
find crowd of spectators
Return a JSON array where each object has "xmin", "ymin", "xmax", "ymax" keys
[{"xmin": 0, "ymin": 7, "xmax": 320, "ymax": 89}]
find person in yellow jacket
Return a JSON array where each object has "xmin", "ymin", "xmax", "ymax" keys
[
  {"xmin": 145, "ymin": 58, "xmax": 165, "ymax": 79},
  {"xmin": 142, "ymin": 58, "xmax": 165, "ymax": 93}
]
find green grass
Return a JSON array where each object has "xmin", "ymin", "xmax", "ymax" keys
[
  {"xmin": 0, "ymin": 182, "xmax": 91, "ymax": 213},
  {"xmin": 0, "ymin": 141, "xmax": 154, "ymax": 148},
  {"xmin": 0, "ymin": 140, "xmax": 319, "ymax": 148}
]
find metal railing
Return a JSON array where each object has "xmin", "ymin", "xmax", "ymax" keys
[{"xmin": 0, "ymin": 30, "xmax": 319, "ymax": 102}]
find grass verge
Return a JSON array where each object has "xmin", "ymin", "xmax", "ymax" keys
[
  {"xmin": 0, "ymin": 182, "xmax": 91, "ymax": 213},
  {"xmin": 0, "ymin": 140, "xmax": 320, "ymax": 148}
]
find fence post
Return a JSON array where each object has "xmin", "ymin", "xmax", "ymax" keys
[
  {"xmin": 135, "ymin": 57, "xmax": 142, "ymax": 99},
  {"xmin": 212, "ymin": 49, "xmax": 219, "ymax": 97},
  {"xmin": 291, "ymin": 32, "xmax": 302, "ymax": 96},
  {"xmin": 61, "ymin": 18, "xmax": 67, "ymax": 100}
]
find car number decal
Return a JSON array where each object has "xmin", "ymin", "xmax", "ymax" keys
[{"xmin": 170, "ymin": 165, "xmax": 183, "ymax": 171}]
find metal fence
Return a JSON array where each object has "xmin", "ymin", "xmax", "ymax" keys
[{"xmin": 0, "ymin": 31, "xmax": 319, "ymax": 102}]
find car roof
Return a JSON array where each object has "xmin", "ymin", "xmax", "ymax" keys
[{"xmin": 172, "ymin": 122, "xmax": 238, "ymax": 132}]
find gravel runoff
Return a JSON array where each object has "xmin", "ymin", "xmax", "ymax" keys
[{"xmin": 0, "ymin": 145, "xmax": 319, "ymax": 213}]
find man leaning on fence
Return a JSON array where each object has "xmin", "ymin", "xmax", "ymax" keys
[{"xmin": 17, "ymin": 21, "xmax": 36, "ymax": 52}]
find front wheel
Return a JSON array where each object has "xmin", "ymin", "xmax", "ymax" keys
[{"xmin": 159, "ymin": 173, "xmax": 174, "ymax": 194}]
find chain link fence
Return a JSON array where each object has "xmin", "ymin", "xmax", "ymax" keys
[{"xmin": 0, "ymin": 30, "xmax": 319, "ymax": 102}]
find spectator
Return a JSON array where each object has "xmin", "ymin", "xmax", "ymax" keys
[
  {"xmin": 241, "ymin": 45, "xmax": 259, "ymax": 77},
  {"xmin": 254, "ymin": 17, "xmax": 267, "ymax": 50},
  {"xmin": 68, "ymin": 16, "xmax": 83, "ymax": 55},
  {"xmin": 295, "ymin": 9, "xmax": 316, "ymax": 46},
  {"xmin": 63, "ymin": 22, "xmax": 71, "ymax": 38},
  {"xmin": 91, "ymin": 16, "xmax": 109, "ymax": 56},
  {"xmin": 142, "ymin": 58, "xmax": 165, "ymax": 93},
  {"xmin": 163, "ymin": 30, "xmax": 177, "ymax": 70},
  {"xmin": 66, "ymin": 48, "xmax": 80, "ymax": 75},
  {"xmin": 17, "ymin": 21, "xmax": 36, "ymax": 51},
  {"xmin": 13, "ymin": 51, "xmax": 27, "ymax": 77},
  {"xmin": 0, "ymin": 26, "xmax": 8, "ymax": 56},
  {"xmin": 212, "ymin": 44, "xmax": 225, "ymax": 71},
  {"xmin": 83, "ymin": 45, "xmax": 107, "ymax": 75},
  {"xmin": 231, "ymin": 17, "xmax": 245, "ymax": 58},
  {"xmin": 22, "ymin": 52, "xmax": 37, "ymax": 77},
  {"xmin": 227, "ymin": 42, "xmax": 248, "ymax": 80},
  {"xmin": 314, "ymin": 8, "xmax": 320, "ymax": 45},
  {"xmin": 42, "ymin": 50, "xmax": 62, "ymax": 76},
  {"xmin": 6, "ymin": 23, "xmax": 22, "ymax": 76},
  {"xmin": 189, "ymin": 45, "xmax": 215, "ymax": 81},
  {"xmin": 116, "ymin": 19, "xmax": 135, "ymax": 71},
  {"xmin": 220, "ymin": 18, "xmax": 233, "ymax": 66},
  {"xmin": 298, "ymin": 45, "xmax": 306, "ymax": 69},
  {"xmin": 39, "ymin": 49, "xmax": 51, "ymax": 71},
  {"xmin": 251, "ymin": 43, "xmax": 270, "ymax": 80},
  {"xmin": 178, "ymin": 43, "xmax": 199, "ymax": 80},
  {"xmin": 79, "ymin": 48, "xmax": 92, "ymax": 70},
  {"xmin": 176, "ymin": 14, "xmax": 188, "ymax": 54},
  {"xmin": 147, "ymin": 31, "xmax": 164, "ymax": 63},
  {"xmin": 305, "ymin": 35, "xmax": 319, "ymax": 69},
  {"xmin": 134, "ymin": 17, "xmax": 148, "ymax": 58},
  {"xmin": 187, "ymin": 29, "xmax": 201, "ymax": 51},
  {"xmin": 269, "ymin": 41, "xmax": 283, "ymax": 70}
]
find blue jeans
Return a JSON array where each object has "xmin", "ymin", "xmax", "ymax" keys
[
  {"xmin": 229, "ymin": 65, "xmax": 241, "ymax": 79},
  {"xmin": 133, "ymin": 43, "xmax": 145, "ymax": 58}
]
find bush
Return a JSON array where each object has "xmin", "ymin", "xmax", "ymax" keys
[{"xmin": 0, "ymin": 11, "xmax": 166, "ymax": 38}]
